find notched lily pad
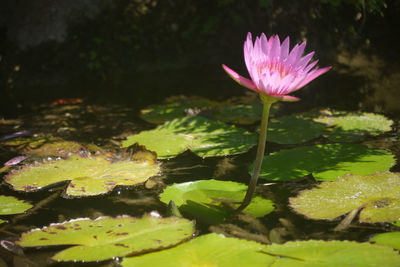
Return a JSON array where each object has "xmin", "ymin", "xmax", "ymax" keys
[
  {"xmin": 289, "ymin": 172, "xmax": 400, "ymax": 223},
  {"xmin": 263, "ymin": 240, "xmax": 400, "ymax": 266},
  {"xmin": 256, "ymin": 143, "xmax": 395, "ymax": 181},
  {"xmin": 122, "ymin": 116, "xmax": 257, "ymax": 159},
  {"xmin": 0, "ymin": 195, "xmax": 32, "ymax": 223},
  {"xmin": 159, "ymin": 180, "xmax": 275, "ymax": 223},
  {"xmin": 122, "ymin": 233, "xmax": 274, "ymax": 267},
  {"xmin": 313, "ymin": 109, "xmax": 393, "ymax": 142},
  {"xmin": 370, "ymin": 232, "xmax": 400, "ymax": 250},
  {"xmin": 4, "ymin": 137, "xmax": 83, "ymax": 157},
  {"xmin": 266, "ymin": 115, "xmax": 325, "ymax": 144},
  {"xmin": 5, "ymin": 154, "xmax": 160, "ymax": 197},
  {"xmin": 17, "ymin": 215, "xmax": 195, "ymax": 262}
]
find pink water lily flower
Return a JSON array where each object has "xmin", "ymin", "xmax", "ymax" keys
[{"xmin": 223, "ymin": 33, "xmax": 331, "ymax": 102}]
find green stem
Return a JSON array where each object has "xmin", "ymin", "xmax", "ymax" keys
[{"xmin": 237, "ymin": 96, "xmax": 274, "ymax": 212}]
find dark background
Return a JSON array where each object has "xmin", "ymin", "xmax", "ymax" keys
[{"xmin": 1, "ymin": 0, "xmax": 399, "ymax": 116}]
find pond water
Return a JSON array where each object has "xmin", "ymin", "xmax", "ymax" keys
[{"xmin": 0, "ymin": 50, "xmax": 399, "ymax": 266}]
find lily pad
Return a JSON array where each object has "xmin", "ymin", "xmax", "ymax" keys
[
  {"xmin": 0, "ymin": 195, "xmax": 32, "ymax": 223},
  {"xmin": 159, "ymin": 180, "xmax": 275, "ymax": 223},
  {"xmin": 214, "ymin": 103, "xmax": 263, "ymax": 125},
  {"xmin": 289, "ymin": 172, "xmax": 400, "ymax": 223},
  {"xmin": 4, "ymin": 137, "xmax": 83, "ymax": 157},
  {"xmin": 122, "ymin": 116, "xmax": 257, "ymax": 159},
  {"xmin": 140, "ymin": 95, "xmax": 217, "ymax": 124},
  {"xmin": 370, "ymin": 232, "xmax": 400, "ymax": 250},
  {"xmin": 17, "ymin": 215, "xmax": 195, "ymax": 262},
  {"xmin": 263, "ymin": 240, "xmax": 400, "ymax": 266},
  {"xmin": 266, "ymin": 115, "xmax": 325, "ymax": 144},
  {"xmin": 5, "ymin": 154, "xmax": 160, "ymax": 197},
  {"xmin": 122, "ymin": 233, "xmax": 274, "ymax": 267},
  {"xmin": 314, "ymin": 110, "xmax": 393, "ymax": 142},
  {"xmin": 255, "ymin": 143, "xmax": 395, "ymax": 181}
]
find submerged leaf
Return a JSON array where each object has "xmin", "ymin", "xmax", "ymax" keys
[
  {"xmin": 5, "ymin": 155, "xmax": 160, "ymax": 197},
  {"xmin": 122, "ymin": 116, "xmax": 257, "ymax": 159},
  {"xmin": 289, "ymin": 172, "xmax": 400, "ymax": 223},
  {"xmin": 256, "ymin": 143, "xmax": 395, "ymax": 181},
  {"xmin": 159, "ymin": 180, "xmax": 275, "ymax": 223},
  {"xmin": 17, "ymin": 215, "xmax": 195, "ymax": 262},
  {"xmin": 263, "ymin": 240, "xmax": 400, "ymax": 266},
  {"xmin": 122, "ymin": 233, "xmax": 274, "ymax": 267},
  {"xmin": 0, "ymin": 195, "xmax": 32, "ymax": 215}
]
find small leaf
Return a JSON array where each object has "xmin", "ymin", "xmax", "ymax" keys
[
  {"xmin": 160, "ymin": 180, "xmax": 275, "ymax": 223},
  {"xmin": 289, "ymin": 172, "xmax": 400, "ymax": 223},
  {"xmin": 263, "ymin": 240, "xmax": 400, "ymax": 266},
  {"xmin": 122, "ymin": 116, "xmax": 257, "ymax": 159},
  {"xmin": 121, "ymin": 233, "xmax": 274, "ymax": 267},
  {"xmin": 5, "ymin": 154, "xmax": 160, "ymax": 197},
  {"xmin": 370, "ymin": 232, "xmax": 400, "ymax": 250},
  {"xmin": 255, "ymin": 143, "xmax": 395, "ymax": 181},
  {"xmin": 0, "ymin": 195, "xmax": 32, "ymax": 215},
  {"xmin": 17, "ymin": 215, "xmax": 195, "ymax": 262}
]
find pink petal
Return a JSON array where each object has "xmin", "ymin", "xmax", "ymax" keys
[
  {"xmin": 222, "ymin": 64, "xmax": 258, "ymax": 91},
  {"xmin": 280, "ymin": 36, "xmax": 290, "ymax": 61},
  {"xmin": 296, "ymin": 66, "xmax": 331, "ymax": 89},
  {"xmin": 269, "ymin": 94, "xmax": 301, "ymax": 102}
]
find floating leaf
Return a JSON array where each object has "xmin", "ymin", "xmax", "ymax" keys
[
  {"xmin": 159, "ymin": 180, "xmax": 275, "ymax": 223},
  {"xmin": 266, "ymin": 115, "xmax": 325, "ymax": 144},
  {"xmin": 214, "ymin": 103, "xmax": 263, "ymax": 125},
  {"xmin": 17, "ymin": 215, "xmax": 195, "ymax": 262},
  {"xmin": 4, "ymin": 137, "xmax": 82, "ymax": 157},
  {"xmin": 289, "ymin": 172, "xmax": 400, "ymax": 223},
  {"xmin": 122, "ymin": 116, "xmax": 257, "ymax": 159},
  {"xmin": 140, "ymin": 95, "xmax": 217, "ymax": 124},
  {"xmin": 370, "ymin": 232, "xmax": 400, "ymax": 250},
  {"xmin": 314, "ymin": 110, "xmax": 393, "ymax": 142},
  {"xmin": 5, "ymin": 155, "xmax": 160, "ymax": 197},
  {"xmin": 122, "ymin": 233, "xmax": 274, "ymax": 267},
  {"xmin": 0, "ymin": 195, "xmax": 32, "ymax": 216},
  {"xmin": 263, "ymin": 240, "xmax": 400, "ymax": 266},
  {"xmin": 256, "ymin": 143, "xmax": 395, "ymax": 181}
]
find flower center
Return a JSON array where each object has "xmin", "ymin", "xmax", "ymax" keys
[{"xmin": 258, "ymin": 61, "xmax": 291, "ymax": 79}]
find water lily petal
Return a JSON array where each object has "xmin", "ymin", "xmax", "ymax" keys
[{"xmin": 222, "ymin": 64, "xmax": 257, "ymax": 91}]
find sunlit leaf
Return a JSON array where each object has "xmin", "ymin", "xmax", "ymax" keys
[
  {"xmin": 122, "ymin": 116, "xmax": 257, "ymax": 159},
  {"xmin": 17, "ymin": 215, "xmax": 195, "ymax": 262},
  {"xmin": 289, "ymin": 172, "xmax": 400, "ymax": 223},
  {"xmin": 263, "ymin": 240, "xmax": 400, "ymax": 266},
  {"xmin": 370, "ymin": 232, "xmax": 400, "ymax": 250},
  {"xmin": 266, "ymin": 115, "xmax": 325, "ymax": 144},
  {"xmin": 314, "ymin": 110, "xmax": 393, "ymax": 142},
  {"xmin": 0, "ymin": 195, "xmax": 32, "ymax": 215},
  {"xmin": 121, "ymin": 233, "xmax": 274, "ymax": 267},
  {"xmin": 159, "ymin": 180, "xmax": 275, "ymax": 223},
  {"xmin": 256, "ymin": 143, "xmax": 395, "ymax": 181},
  {"xmin": 5, "ymin": 154, "xmax": 160, "ymax": 197}
]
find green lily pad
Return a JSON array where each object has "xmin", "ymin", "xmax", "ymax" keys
[
  {"xmin": 17, "ymin": 215, "xmax": 195, "ymax": 262},
  {"xmin": 5, "ymin": 154, "xmax": 160, "ymax": 197},
  {"xmin": 0, "ymin": 195, "xmax": 32, "ymax": 223},
  {"xmin": 370, "ymin": 232, "xmax": 400, "ymax": 250},
  {"xmin": 314, "ymin": 110, "xmax": 393, "ymax": 142},
  {"xmin": 140, "ymin": 95, "xmax": 217, "ymax": 124},
  {"xmin": 266, "ymin": 115, "xmax": 325, "ymax": 144},
  {"xmin": 289, "ymin": 172, "xmax": 400, "ymax": 223},
  {"xmin": 395, "ymin": 220, "xmax": 400, "ymax": 227},
  {"xmin": 122, "ymin": 116, "xmax": 257, "ymax": 159},
  {"xmin": 256, "ymin": 143, "xmax": 395, "ymax": 181},
  {"xmin": 159, "ymin": 180, "xmax": 275, "ymax": 223},
  {"xmin": 122, "ymin": 233, "xmax": 274, "ymax": 267},
  {"xmin": 4, "ymin": 137, "xmax": 83, "ymax": 157},
  {"xmin": 214, "ymin": 103, "xmax": 263, "ymax": 125},
  {"xmin": 263, "ymin": 240, "xmax": 400, "ymax": 266}
]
